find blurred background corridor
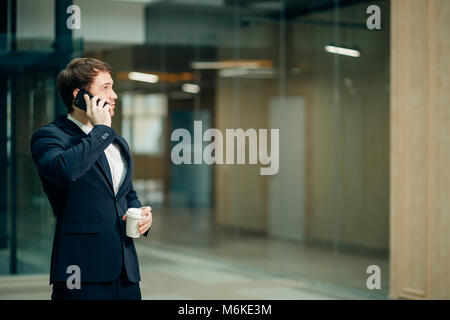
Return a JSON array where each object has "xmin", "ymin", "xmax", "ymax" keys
[{"xmin": 1, "ymin": 0, "xmax": 449, "ymax": 300}]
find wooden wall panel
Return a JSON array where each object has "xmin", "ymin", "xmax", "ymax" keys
[{"xmin": 390, "ymin": 0, "xmax": 450, "ymax": 299}]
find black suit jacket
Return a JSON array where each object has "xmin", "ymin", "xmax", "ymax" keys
[{"xmin": 30, "ymin": 115, "xmax": 148, "ymax": 284}]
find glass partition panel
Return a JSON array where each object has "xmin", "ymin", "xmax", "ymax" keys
[{"xmin": 1, "ymin": 0, "xmax": 390, "ymax": 298}]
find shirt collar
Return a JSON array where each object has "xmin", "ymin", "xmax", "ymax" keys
[{"xmin": 67, "ymin": 113, "xmax": 93, "ymax": 135}]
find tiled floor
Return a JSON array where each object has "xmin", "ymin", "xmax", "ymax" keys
[
  {"xmin": 0, "ymin": 208, "xmax": 389, "ymax": 300},
  {"xmin": 0, "ymin": 242, "xmax": 383, "ymax": 300},
  {"xmin": 141, "ymin": 208, "xmax": 390, "ymax": 298},
  {"xmin": 137, "ymin": 244, "xmax": 343, "ymax": 300},
  {"xmin": 0, "ymin": 245, "xmax": 329, "ymax": 300}
]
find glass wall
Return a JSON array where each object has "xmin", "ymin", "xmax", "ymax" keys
[
  {"xmin": 14, "ymin": 73, "xmax": 56, "ymax": 274},
  {"xmin": 0, "ymin": 0, "xmax": 390, "ymax": 298},
  {"xmin": 0, "ymin": 0, "xmax": 59, "ymax": 275}
]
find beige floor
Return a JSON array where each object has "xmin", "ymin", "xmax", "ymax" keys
[
  {"xmin": 143, "ymin": 208, "xmax": 389, "ymax": 297},
  {"xmin": 0, "ymin": 242, "xmax": 384, "ymax": 300},
  {"xmin": 0, "ymin": 245, "xmax": 338, "ymax": 300},
  {"xmin": 0, "ymin": 208, "xmax": 389, "ymax": 300}
]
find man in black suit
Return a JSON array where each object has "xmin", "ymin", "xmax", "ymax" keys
[{"xmin": 30, "ymin": 58, "xmax": 152, "ymax": 300}]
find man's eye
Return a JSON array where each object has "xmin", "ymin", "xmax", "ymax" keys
[{"xmin": 104, "ymin": 86, "xmax": 108, "ymax": 90}]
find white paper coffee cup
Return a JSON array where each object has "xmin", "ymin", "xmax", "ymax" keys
[{"xmin": 126, "ymin": 208, "xmax": 142, "ymax": 238}]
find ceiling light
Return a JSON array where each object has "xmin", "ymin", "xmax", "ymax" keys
[
  {"xmin": 191, "ymin": 60, "xmax": 272, "ymax": 70},
  {"xmin": 182, "ymin": 83, "xmax": 200, "ymax": 94},
  {"xmin": 107, "ymin": 0, "xmax": 165, "ymax": 4},
  {"xmin": 128, "ymin": 72, "xmax": 159, "ymax": 83},
  {"xmin": 325, "ymin": 45, "xmax": 360, "ymax": 57},
  {"xmin": 218, "ymin": 67, "xmax": 275, "ymax": 79}
]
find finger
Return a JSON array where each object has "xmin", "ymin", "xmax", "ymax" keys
[
  {"xmin": 139, "ymin": 223, "xmax": 151, "ymax": 234},
  {"xmin": 140, "ymin": 220, "xmax": 152, "ymax": 230},
  {"xmin": 139, "ymin": 217, "xmax": 151, "ymax": 226},
  {"xmin": 83, "ymin": 93, "xmax": 90, "ymax": 105},
  {"xmin": 122, "ymin": 214, "xmax": 127, "ymax": 221},
  {"xmin": 91, "ymin": 95, "xmax": 100, "ymax": 109},
  {"xmin": 144, "ymin": 214, "xmax": 152, "ymax": 223},
  {"xmin": 98, "ymin": 98, "xmax": 107, "ymax": 109},
  {"xmin": 139, "ymin": 222, "xmax": 150, "ymax": 230},
  {"xmin": 141, "ymin": 206, "xmax": 151, "ymax": 213},
  {"xmin": 84, "ymin": 94, "xmax": 92, "ymax": 113}
]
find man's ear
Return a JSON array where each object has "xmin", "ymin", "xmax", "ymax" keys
[{"xmin": 72, "ymin": 88, "xmax": 80, "ymax": 99}]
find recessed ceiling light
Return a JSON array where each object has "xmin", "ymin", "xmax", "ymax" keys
[
  {"xmin": 325, "ymin": 45, "xmax": 360, "ymax": 57},
  {"xmin": 128, "ymin": 72, "xmax": 159, "ymax": 83}
]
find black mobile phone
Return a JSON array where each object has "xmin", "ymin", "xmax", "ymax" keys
[{"xmin": 73, "ymin": 89, "xmax": 94, "ymax": 111}]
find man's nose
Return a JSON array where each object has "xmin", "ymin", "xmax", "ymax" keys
[{"xmin": 111, "ymin": 90, "xmax": 118, "ymax": 100}]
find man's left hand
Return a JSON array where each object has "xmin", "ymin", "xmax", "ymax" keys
[{"xmin": 122, "ymin": 206, "xmax": 152, "ymax": 235}]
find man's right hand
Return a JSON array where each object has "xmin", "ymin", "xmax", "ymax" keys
[{"xmin": 84, "ymin": 94, "xmax": 112, "ymax": 127}]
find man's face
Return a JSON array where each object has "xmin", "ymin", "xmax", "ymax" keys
[{"xmin": 88, "ymin": 71, "xmax": 118, "ymax": 117}]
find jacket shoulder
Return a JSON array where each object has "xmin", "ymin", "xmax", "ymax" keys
[
  {"xmin": 31, "ymin": 123, "xmax": 61, "ymax": 142},
  {"xmin": 30, "ymin": 122, "xmax": 67, "ymax": 153}
]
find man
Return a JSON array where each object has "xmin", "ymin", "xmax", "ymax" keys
[{"xmin": 30, "ymin": 57, "xmax": 152, "ymax": 300}]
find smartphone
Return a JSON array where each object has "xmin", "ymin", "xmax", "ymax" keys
[{"xmin": 73, "ymin": 89, "xmax": 94, "ymax": 111}]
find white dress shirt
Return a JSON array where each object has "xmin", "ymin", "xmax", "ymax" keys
[{"xmin": 67, "ymin": 113, "xmax": 127, "ymax": 195}]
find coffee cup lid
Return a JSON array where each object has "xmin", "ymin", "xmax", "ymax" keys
[{"xmin": 126, "ymin": 208, "xmax": 142, "ymax": 219}]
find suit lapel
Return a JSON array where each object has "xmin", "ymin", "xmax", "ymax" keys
[
  {"xmin": 113, "ymin": 135, "xmax": 132, "ymax": 198},
  {"xmin": 99, "ymin": 136, "xmax": 132, "ymax": 197},
  {"xmin": 96, "ymin": 153, "xmax": 115, "ymax": 194}
]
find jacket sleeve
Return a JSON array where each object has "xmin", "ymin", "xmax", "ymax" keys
[
  {"xmin": 30, "ymin": 125, "xmax": 117, "ymax": 187},
  {"xmin": 126, "ymin": 182, "xmax": 142, "ymax": 209}
]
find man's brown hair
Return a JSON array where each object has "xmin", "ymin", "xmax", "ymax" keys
[{"xmin": 57, "ymin": 58, "xmax": 112, "ymax": 112}]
